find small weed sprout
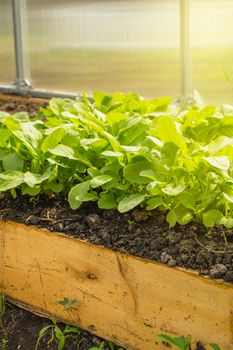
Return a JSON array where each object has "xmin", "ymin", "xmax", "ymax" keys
[
  {"xmin": 89, "ymin": 341, "xmax": 126, "ymax": 350},
  {"xmin": 156, "ymin": 333, "xmax": 221, "ymax": 350},
  {"xmin": 156, "ymin": 334, "xmax": 191, "ymax": 350},
  {"xmin": 58, "ymin": 297, "xmax": 77, "ymax": 312},
  {"xmin": 210, "ymin": 344, "xmax": 221, "ymax": 350},
  {"xmin": 35, "ymin": 297, "xmax": 80, "ymax": 349},
  {"xmin": 58, "ymin": 297, "xmax": 80, "ymax": 325},
  {"xmin": 88, "ymin": 341, "xmax": 106, "ymax": 350},
  {"xmin": 35, "ymin": 318, "xmax": 80, "ymax": 350},
  {"xmin": 1, "ymin": 338, "xmax": 8, "ymax": 350}
]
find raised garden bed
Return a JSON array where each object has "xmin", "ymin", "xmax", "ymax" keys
[
  {"xmin": 1, "ymin": 93, "xmax": 233, "ymax": 350},
  {"xmin": 1, "ymin": 218, "xmax": 233, "ymax": 350}
]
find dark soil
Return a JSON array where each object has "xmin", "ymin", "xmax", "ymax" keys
[
  {"xmin": 1, "ymin": 193, "xmax": 233, "ymax": 283},
  {"xmin": 0, "ymin": 95, "xmax": 47, "ymax": 116},
  {"xmin": 0, "ymin": 301, "xmax": 123, "ymax": 350}
]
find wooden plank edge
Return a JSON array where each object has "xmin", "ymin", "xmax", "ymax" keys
[
  {"xmin": 0, "ymin": 93, "xmax": 49, "ymax": 104},
  {"xmin": 1, "ymin": 220, "xmax": 233, "ymax": 350},
  {"xmin": 3, "ymin": 219, "xmax": 232, "ymax": 290}
]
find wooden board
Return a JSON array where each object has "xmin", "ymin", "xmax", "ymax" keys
[
  {"xmin": 0, "ymin": 220, "xmax": 233, "ymax": 350},
  {"xmin": 0, "ymin": 93, "xmax": 48, "ymax": 104}
]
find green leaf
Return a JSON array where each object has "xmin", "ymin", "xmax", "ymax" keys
[
  {"xmin": 174, "ymin": 335, "xmax": 192, "ymax": 349},
  {"xmin": 120, "ymin": 145, "xmax": 141, "ymax": 152},
  {"xmin": 124, "ymin": 161, "xmax": 155, "ymax": 184},
  {"xmin": 156, "ymin": 334, "xmax": 191, "ymax": 350},
  {"xmin": 156, "ymin": 334, "xmax": 183, "ymax": 349},
  {"xmin": 0, "ymin": 128, "xmax": 11, "ymax": 147},
  {"xmin": 43, "ymin": 181, "xmax": 63, "ymax": 193},
  {"xmin": 22, "ymin": 186, "xmax": 41, "ymax": 196},
  {"xmin": 204, "ymin": 156, "xmax": 230, "ymax": 170},
  {"xmin": 98, "ymin": 193, "xmax": 117, "ymax": 209},
  {"xmin": 90, "ymin": 175, "xmax": 113, "ymax": 188},
  {"xmin": 166, "ymin": 209, "xmax": 177, "ymax": 227},
  {"xmin": 63, "ymin": 325, "xmax": 80, "ymax": 334},
  {"xmin": 24, "ymin": 169, "xmax": 51, "ymax": 187},
  {"xmin": 101, "ymin": 151, "xmax": 123, "ymax": 157},
  {"xmin": 75, "ymin": 191, "xmax": 98, "ymax": 202},
  {"xmin": 88, "ymin": 341, "xmax": 106, "ymax": 350},
  {"xmin": 41, "ymin": 127, "xmax": 66, "ymax": 153},
  {"xmin": 21, "ymin": 122, "xmax": 42, "ymax": 141},
  {"xmin": 166, "ymin": 206, "xmax": 192, "ymax": 227},
  {"xmin": 147, "ymin": 136, "xmax": 163, "ymax": 148},
  {"xmin": 0, "ymin": 171, "xmax": 24, "ymax": 192},
  {"xmin": 156, "ymin": 117, "xmax": 187, "ymax": 154},
  {"xmin": 219, "ymin": 216, "xmax": 233, "ymax": 228},
  {"xmin": 139, "ymin": 170, "xmax": 155, "ymax": 180},
  {"xmin": 179, "ymin": 192, "xmax": 195, "ymax": 209},
  {"xmin": 162, "ymin": 183, "xmax": 185, "ymax": 196},
  {"xmin": 93, "ymin": 91, "xmax": 112, "ymax": 109},
  {"xmin": 146, "ymin": 197, "xmax": 163, "ymax": 210},
  {"xmin": 118, "ymin": 194, "xmax": 146, "ymax": 213},
  {"xmin": 48, "ymin": 98, "xmax": 66, "ymax": 115},
  {"xmin": 58, "ymin": 297, "xmax": 77, "ymax": 308},
  {"xmin": 13, "ymin": 130, "xmax": 38, "ymax": 157},
  {"xmin": 68, "ymin": 181, "xmax": 91, "ymax": 210},
  {"xmin": 106, "ymin": 111, "xmax": 127, "ymax": 126},
  {"xmin": 55, "ymin": 325, "xmax": 64, "ymax": 339},
  {"xmin": 161, "ymin": 142, "xmax": 179, "ymax": 163},
  {"xmin": 203, "ymin": 209, "xmax": 223, "ymax": 227},
  {"xmin": 102, "ymin": 131, "xmax": 121, "ymax": 151},
  {"xmin": 223, "ymin": 192, "xmax": 233, "ymax": 203},
  {"xmin": 175, "ymin": 205, "xmax": 193, "ymax": 225},
  {"xmin": 2, "ymin": 153, "xmax": 24, "ymax": 171},
  {"xmin": 118, "ymin": 119, "xmax": 147, "ymax": 145},
  {"xmin": 49, "ymin": 144, "xmax": 76, "ymax": 160},
  {"xmin": 210, "ymin": 343, "xmax": 221, "ymax": 350},
  {"xmin": 35, "ymin": 325, "xmax": 53, "ymax": 350},
  {"xmin": 55, "ymin": 325, "xmax": 65, "ymax": 350},
  {"xmin": 46, "ymin": 158, "xmax": 68, "ymax": 168}
]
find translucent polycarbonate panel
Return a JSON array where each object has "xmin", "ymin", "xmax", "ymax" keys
[
  {"xmin": 191, "ymin": 0, "xmax": 233, "ymax": 104},
  {"xmin": 0, "ymin": 0, "xmax": 15, "ymax": 84},
  {"xmin": 26, "ymin": 0, "xmax": 180, "ymax": 97}
]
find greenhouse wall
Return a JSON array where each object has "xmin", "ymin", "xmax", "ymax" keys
[
  {"xmin": 0, "ymin": 0, "xmax": 233, "ymax": 103},
  {"xmin": 0, "ymin": 0, "xmax": 16, "ymax": 84}
]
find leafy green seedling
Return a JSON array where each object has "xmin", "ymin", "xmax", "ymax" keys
[
  {"xmin": 1, "ymin": 338, "xmax": 8, "ymax": 350},
  {"xmin": 88, "ymin": 341, "xmax": 106, "ymax": 350},
  {"xmin": 88, "ymin": 341, "xmax": 126, "ymax": 350},
  {"xmin": 35, "ymin": 318, "xmax": 80, "ymax": 350},
  {"xmin": 58, "ymin": 297, "xmax": 80, "ymax": 326},
  {"xmin": 58, "ymin": 297, "xmax": 77, "ymax": 311},
  {"xmin": 156, "ymin": 333, "xmax": 191, "ymax": 350},
  {"xmin": 210, "ymin": 344, "xmax": 221, "ymax": 350}
]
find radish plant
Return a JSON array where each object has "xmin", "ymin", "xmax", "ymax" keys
[{"xmin": 1, "ymin": 92, "xmax": 233, "ymax": 229}]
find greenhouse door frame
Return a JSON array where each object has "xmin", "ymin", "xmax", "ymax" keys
[{"xmin": 0, "ymin": 0, "xmax": 191, "ymax": 99}]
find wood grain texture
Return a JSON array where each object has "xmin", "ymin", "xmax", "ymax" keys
[{"xmin": 0, "ymin": 220, "xmax": 233, "ymax": 350}]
